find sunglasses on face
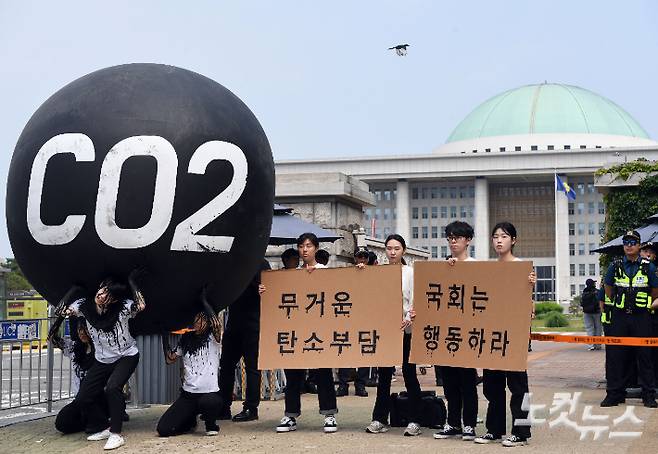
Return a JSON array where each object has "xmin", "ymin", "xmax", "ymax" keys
[{"xmin": 623, "ymin": 240, "xmax": 639, "ymax": 246}]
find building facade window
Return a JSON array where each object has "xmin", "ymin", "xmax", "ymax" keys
[
  {"xmin": 579, "ymin": 264, "xmax": 586, "ymax": 276},
  {"xmin": 588, "ymin": 223, "xmax": 596, "ymax": 235},
  {"xmin": 412, "ymin": 207, "xmax": 418, "ymax": 219},
  {"xmin": 431, "ymin": 206, "xmax": 438, "ymax": 219},
  {"xmin": 598, "ymin": 202, "xmax": 605, "ymax": 214},
  {"xmin": 570, "ymin": 264, "xmax": 575, "ymax": 276},
  {"xmin": 441, "ymin": 206, "xmax": 447, "ymax": 218},
  {"xmin": 578, "ymin": 243, "xmax": 585, "ymax": 255},
  {"xmin": 422, "ymin": 227, "xmax": 428, "ymax": 239},
  {"xmin": 431, "ymin": 226, "xmax": 438, "ymax": 239},
  {"xmin": 422, "ymin": 207, "xmax": 428, "ymax": 219},
  {"xmin": 589, "ymin": 263, "xmax": 596, "ymax": 275},
  {"xmin": 568, "ymin": 203, "xmax": 574, "ymax": 215},
  {"xmin": 569, "ymin": 223, "xmax": 575, "ymax": 235},
  {"xmin": 412, "ymin": 227, "xmax": 418, "ymax": 239},
  {"xmin": 431, "ymin": 246, "xmax": 438, "ymax": 258},
  {"xmin": 450, "ymin": 206, "xmax": 457, "ymax": 218},
  {"xmin": 569, "ymin": 243, "xmax": 575, "ymax": 256},
  {"xmin": 441, "ymin": 246, "xmax": 448, "ymax": 257}
]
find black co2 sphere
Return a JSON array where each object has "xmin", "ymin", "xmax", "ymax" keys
[{"xmin": 6, "ymin": 63, "xmax": 275, "ymax": 333}]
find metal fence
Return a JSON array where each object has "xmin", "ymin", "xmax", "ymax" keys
[
  {"xmin": 1, "ymin": 314, "xmax": 286, "ymax": 419},
  {"xmin": 0, "ymin": 317, "xmax": 74, "ymax": 412}
]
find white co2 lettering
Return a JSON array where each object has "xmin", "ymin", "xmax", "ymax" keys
[{"xmin": 26, "ymin": 133, "xmax": 248, "ymax": 252}]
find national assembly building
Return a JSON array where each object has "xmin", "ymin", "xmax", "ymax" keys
[{"xmin": 275, "ymin": 83, "xmax": 658, "ymax": 303}]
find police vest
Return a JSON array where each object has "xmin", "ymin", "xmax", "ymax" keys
[{"xmin": 612, "ymin": 258, "xmax": 652, "ymax": 310}]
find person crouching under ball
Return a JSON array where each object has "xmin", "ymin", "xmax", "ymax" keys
[{"xmin": 157, "ymin": 308, "xmax": 223, "ymax": 437}]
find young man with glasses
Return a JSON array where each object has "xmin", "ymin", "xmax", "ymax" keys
[
  {"xmin": 601, "ymin": 230, "xmax": 658, "ymax": 408},
  {"xmin": 433, "ymin": 221, "xmax": 479, "ymax": 442}
]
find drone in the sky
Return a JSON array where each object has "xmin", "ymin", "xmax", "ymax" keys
[{"xmin": 388, "ymin": 44, "xmax": 410, "ymax": 56}]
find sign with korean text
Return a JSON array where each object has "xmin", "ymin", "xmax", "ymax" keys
[
  {"xmin": 0, "ymin": 320, "xmax": 40, "ymax": 341},
  {"xmin": 258, "ymin": 265, "xmax": 403, "ymax": 369},
  {"xmin": 410, "ymin": 261, "xmax": 533, "ymax": 371}
]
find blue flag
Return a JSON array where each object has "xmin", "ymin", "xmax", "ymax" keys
[{"xmin": 555, "ymin": 174, "xmax": 576, "ymax": 201}]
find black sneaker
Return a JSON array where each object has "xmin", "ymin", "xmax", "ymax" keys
[
  {"xmin": 205, "ymin": 423, "xmax": 220, "ymax": 436},
  {"xmin": 474, "ymin": 432, "xmax": 502, "ymax": 444},
  {"xmin": 433, "ymin": 424, "xmax": 462, "ymax": 439},
  {"xmin": 335, "ymin": 385, "xmax": 348, "ymax": 397},
  {"xmin": 600, "ymin": 396, "xmax": 625, "ymax": 407},
  {"xmin": 324, "ymin": 415, "xmax": 338, "ymax": 433},
  {"xmin": 462, "ymin": 425, "xmax": 476, "ymax": 441},
  {"xmin": 502, "ymin": 435, "xmax": 528, "ymax": 447},
  {"xmin": 276, "ymin": 416, "xmax": 297, "ymax": 432},
  {"xmin": 233, "ymin": 408, "xmax": 259, "ymax": 422},
  {"xmin": 354, "ymin": 386, "xmax": 369, "ymax": 397},
  {"xmin": 642, "ymin": 397, "xmax": 658, "ymax": 408}
]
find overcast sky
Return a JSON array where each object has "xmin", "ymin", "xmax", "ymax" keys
[{"xmin": 1, "ymin": 1, "xmax": 657, "ymax": 257}]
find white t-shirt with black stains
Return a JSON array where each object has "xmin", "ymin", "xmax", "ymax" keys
[
  {"xmin": 176, "ymin": 336, "xmax": 221, "ymax": 393},
  {"xmin": 69, "ymin": 299, "xmax": 139, "ymax": 364}
]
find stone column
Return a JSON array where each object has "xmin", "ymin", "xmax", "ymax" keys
[
  {"xmin": 474, "ymin": 177, "xmax": 489, "ymax": 260},
  {"xmin": 554, "ymin": 175, "xmax": 571, "ymax": 304},
  {"xmin": 395, "ymin": 179, "xmax": 410, "ymax": 242}
]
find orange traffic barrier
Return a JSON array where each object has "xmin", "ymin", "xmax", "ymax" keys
[{"xmin": 531, "ymin": 332, "xmax": 658, "ymax": 347}]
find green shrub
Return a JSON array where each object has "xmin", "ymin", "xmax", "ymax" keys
[
  {"xmin": 545, "ymin": 312, "xmax": 569, "ymax": 328},
  {"xmin": 536, "ymin": 310, "xmax": 563, "ymax": 320},
  {"xmin": 534, "ymin": 302, "xmax": 563, "ymax": 316}
]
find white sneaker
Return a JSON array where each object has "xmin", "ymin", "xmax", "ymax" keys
[
  {"xmin": 365, "ymin": 420, "xmax": 389, "ymax": 433},
  {"xmin": 323, "ymin": 415, "xmax": 338, "ymax": 433},
  {"xmin": 205, "ymin": 429, "xmax": 219, "ymax": 436},
  {"xmin": 87, "ymin": 428, "xmax": 111, "ymax": 441},
  {"xmin": 404, "ymin": 422, "xmax": 422, "ymax": 436},
  {"xmin": 103, "ymin": 433, "xmax": 125, "ymax": 450}
]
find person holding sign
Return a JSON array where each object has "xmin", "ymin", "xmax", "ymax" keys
[
  {"xmin": 261, "ymin": 233, "xmax": 339, "ymax": 433},
  {"xmin": 365, "ymin": 234, "xmax": 422, "ymax": 437},
  {"xmin": 433, "ymin": 221, "xmax": 479, "ymax": 441},
  {"xmin": 157, "ymin": 305, "xmax": 223, "ymax": 437},
  {"xmin": 474, "ymin": 222, "xmax": 535, "ymax": 447}
]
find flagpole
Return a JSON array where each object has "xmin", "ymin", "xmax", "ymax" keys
[{"xmin": 554, "ymin": 169, "xmax": 561, "ymax": 304}]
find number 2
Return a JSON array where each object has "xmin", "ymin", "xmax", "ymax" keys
[{"xmin": 170, "ymin": 141, "xmax": 247, "ymax": 252}]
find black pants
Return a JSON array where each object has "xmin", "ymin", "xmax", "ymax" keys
[
  {"xmin": 55, "ymin": 398, "xmax": 109, "ymax": 434},
  {"xmin": 482, "ymin": 369, "xmax": 530, "ymax": 438},
  {"xmin": 76, "ymin": 354, "xmax": 139, "ymax": 433},
  {"xmin": 440, "ymin": 366, "xmax": 478, "ymax": 428},
  {"xmin": 284, "ymin": 368, "xmax": 337, "ymax": 417},
  {"xmin": 605, "ymin": 310, "xmax": 655, "ymax": 400},
  {"xmin": 337, "ymin": 368, "xmax": 369, "ymax": 388},
  {"xmin": 219, "ymin": 324, "xmax": 261, "ymax": 411},
  {"xmin": 372, "ymin": 332, "xmax": 421, "ymax": 424},
  {"xmin": 157, "ymin": 390, "xmax": 221, "ymax": 436}
]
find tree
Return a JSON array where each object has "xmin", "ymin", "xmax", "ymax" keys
[{"xmin": 5, "ymin": 258, "xmax": 33, "ymax": 291}]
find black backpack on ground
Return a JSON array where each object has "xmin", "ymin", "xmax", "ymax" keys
[{"xmin": 389, "ymin": 390, "xmax": 446, "ymax": 428}]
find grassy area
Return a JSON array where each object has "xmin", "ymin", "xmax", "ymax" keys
[{"xmin": 531, "ymin": 315, "xmax": 585, "ymax": 332}]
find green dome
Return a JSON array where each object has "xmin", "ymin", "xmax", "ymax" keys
[{"xmin": 447, "ymin": 83, "xmax": 649, "ymax": 143}]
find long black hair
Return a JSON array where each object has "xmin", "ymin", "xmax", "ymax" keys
[
  {"xmin": 69, "ymin": 316, "xmax": 94, "ymax": 372},
  {"xmin": 78, "ymin": 276, "xmax": 131, "ymax": 332}
]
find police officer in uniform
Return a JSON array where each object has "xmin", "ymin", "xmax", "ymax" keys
[{"xmin": 601, "ymin": 230, "xmax": 658, "ymax": 408}]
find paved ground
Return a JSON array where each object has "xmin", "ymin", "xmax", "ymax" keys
[{"xmin": 1, "ymin": 338, "xmax": 657, "ymax": 454}]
